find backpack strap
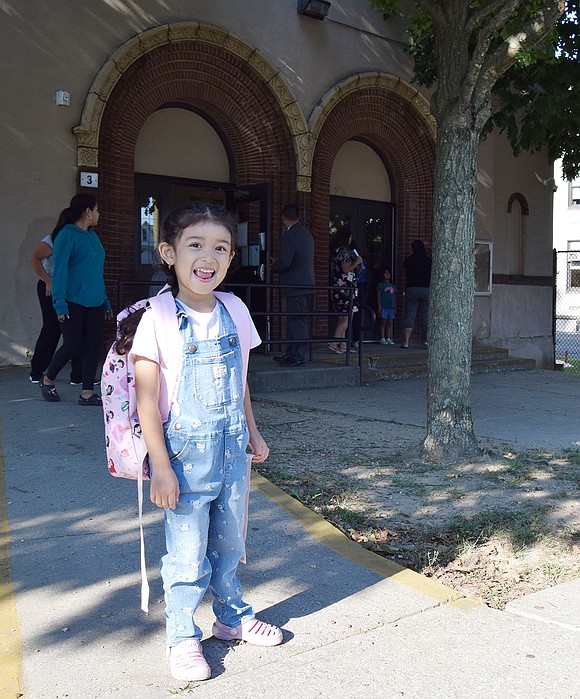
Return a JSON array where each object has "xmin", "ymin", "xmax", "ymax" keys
[
  {"xmin": 214, "ymin": 291, "xmax": 252, "ymax": 391},
  {"xmin": 133, "ymin": 289, "xmax": 180, "ymax": 613}
]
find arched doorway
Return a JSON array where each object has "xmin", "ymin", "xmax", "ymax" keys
[
  {"xmin": 310, "ymin": 76, "xmax": 436, "ymax": 341},
  {"xmin": 329, "ymin": 139, "xmax": 395, "ymax": 319},
  {"xmin": 134, "ymin": 106, "xmax": 233, "ymax": 271},
  {"xmin": 76, "ymin": 29, "xmax": 300, "ymax": 342}
]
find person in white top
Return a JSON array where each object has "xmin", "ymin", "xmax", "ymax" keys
[{"xmin": 28, "ymin": 218, "xmax": 81, "ymax": 384}]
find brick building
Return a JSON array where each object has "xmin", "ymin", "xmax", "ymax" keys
[{"xmin": 1, "ymin": 1, "xmax": 555, "ymax": 367}]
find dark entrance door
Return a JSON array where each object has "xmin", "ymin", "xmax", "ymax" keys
[
  {"xmin": 225, "ymin": 183, "xmax": 271, "ymax": 342},
  {"xmin": 329, "ymin": 196, "xmax": 395, "ymax": 339},
  {"xmin": 134, "ymin": 176, "xmax": 270, "ymax": 341}
]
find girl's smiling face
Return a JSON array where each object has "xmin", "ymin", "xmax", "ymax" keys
[{"xmin": 159, "ymin": 221, "xmax": 234, "ymax": 309}]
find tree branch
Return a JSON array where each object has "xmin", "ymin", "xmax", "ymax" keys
[
  {"xmin": 462, "ymin": 0, "xmax": 529, "ymax": 106},
  {"xmin": 467, "ymin": 0, "xmax": 526, "ymax": 36},
  {"xmin": 474, "ymin": 0, "xmax": 564, "ymax": 109}
]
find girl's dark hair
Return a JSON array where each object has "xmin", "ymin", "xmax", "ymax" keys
[
  {"xmin": 160, "ymin": 201, "xmax": 238, "ymax": 293},
  {"xmin": 51, "ymin": 193, "xmax": 98, "ymax": 242},
  {"xmin": 114, "ymin": 307, "xmax": 147, "ymax": 355},
  {"xmin": 335, "ymin": 226, "xmax": 351, "ymax": 249},
  {"xmin": 411, "ymin": 239, "xmax": 427, "ymax": 257}
]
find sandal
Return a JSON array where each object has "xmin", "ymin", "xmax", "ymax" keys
[
  {"xmin": 40, "ymin": 376, "xmax": 60, "ymax": 403},
  {"xmin": 78, "ymin": 393, "xmax": 102, "ymax": 406},
  {"xmin": 328, "ymin": 343, "xmax": 346, "ymax": 354},
  {"xmin": 212, "ymin": 618, "xmax": 283, "ymax": 647}
]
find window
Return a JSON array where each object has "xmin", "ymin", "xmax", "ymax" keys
[
  {"xmin": 567, "ymin": 241, "xmax": 580, "ymax": 291},
  {"xmin": 570, "ymin": 179, "xmax": 580, "ymax": 207},
  {"xmin": 475, "ymin": 240, "xmax": 492, "ymax": 295},
  {"xmin": 140, "ymin": 196, "xmax": 160, "ymax": 265}
]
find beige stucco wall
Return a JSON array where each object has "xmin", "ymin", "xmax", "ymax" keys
[{"xmin": 473, "ymin": 132, "xmax": 554, "ymax": 367}]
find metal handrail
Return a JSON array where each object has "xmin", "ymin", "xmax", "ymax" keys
[{"xmin": 116, "ymin": 280, "xmax": 373, "ymax": 383}]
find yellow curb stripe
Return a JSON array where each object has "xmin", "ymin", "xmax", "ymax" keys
[
  {"xmin": 0, "ymin": 416, "xmax": 22, "ymax": 697},
  {"xmin": 251, "ymin": 470, "xmax": 483, "ymax": 610}
]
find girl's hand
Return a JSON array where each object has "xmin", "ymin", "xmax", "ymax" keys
[
  {"xmin": 45, "ymin": 281, "xmax": 52, "ymax": 297},
  {"xmin": 248, "ymin": 428, "xmax": 269, "ymax": 464},
  {"xmin": 57, "ymin": 314, "xmax": 69, "ymax": 322},
  {"xmin": 150, "ymin": 467, "xmax": 180, "ymax": 509}
]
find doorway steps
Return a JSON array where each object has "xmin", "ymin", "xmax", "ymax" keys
[
  {"xmin": 322, "ymin": 345, "xmax": 536, "ymax": 382},
  {"xmin": 247, "ymin": 345, "xmax": 535, "ymax": 393}
]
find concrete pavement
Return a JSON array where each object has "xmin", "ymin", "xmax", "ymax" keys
[{"xmin": 0, "ymin": 366, "xmax": 579, "ymax": 699}]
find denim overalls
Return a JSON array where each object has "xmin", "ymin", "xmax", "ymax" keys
[{"xmin": 162, "ymin": 300, "xmax": 253, "ymax": 646}]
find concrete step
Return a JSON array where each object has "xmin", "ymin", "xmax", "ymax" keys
[
  {"xmin": 319, "ymin": 345, "xmax": 511, "ymax": 370},
  {"xmin": 248, "ymin": 355, "xmax": 359, "ymax": 393},
  {"xmin": 247, "ymin": 347, "xmax": 536, "ymax": 392},
  {"xmin": 364, "ymin": 356, "xmax": 537, "ymax": 382}
]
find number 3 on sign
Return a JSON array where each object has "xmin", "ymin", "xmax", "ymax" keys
[{"xmin": 80, "ymin": 172, "xmax": 99, "ymax": 188}]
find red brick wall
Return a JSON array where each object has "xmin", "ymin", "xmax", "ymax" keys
[
  {"xmin": 88, "ymin": 40, "xmax": 435, "ymax": 346},
  {"xmin": 95, "ymin": 41, "xmax": 297, "ymax": 309}
]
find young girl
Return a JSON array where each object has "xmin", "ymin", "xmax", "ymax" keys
[
  {"xmin": 130, "ymin": 202, "xmax": 283, "ymax": 682},
  {"xmin": 376, "ymin": 269, "xmax": 397, "ymax": 345}
]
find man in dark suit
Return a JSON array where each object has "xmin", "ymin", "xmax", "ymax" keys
[{"xmin": 270, "ymin": 204, "xmax": 315, "ymax": 367}]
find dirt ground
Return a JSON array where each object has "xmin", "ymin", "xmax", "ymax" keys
[{"xmin": 252, "ymin": 399, "xmax": 580, "ymax": 610}]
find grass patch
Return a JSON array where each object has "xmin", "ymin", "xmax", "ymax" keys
[
  {"xmin": 563, "ymin": 358, "xmax": 580, "ymax": 374},
  {"xmin": 320, "ymin": 505, "xmax": 369, "ymax": 531},
  {"xmin": 390, "ymin": 475, "xmax": 429, "ymax": 496},
  {"xmin": 420, "ymin": 505, "xmax": 553, "ymax": 551}
]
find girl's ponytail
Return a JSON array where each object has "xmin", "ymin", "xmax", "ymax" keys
[{"xmin": 51, "ymin": 193, "xmax": 97, "ymax": 242}]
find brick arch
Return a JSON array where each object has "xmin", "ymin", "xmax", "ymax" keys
[
  {"xmin": 92, "ymin": 37, "xmax": 297, "ymax": 290},
  {"xmin": 507, "ymin": 192, "xmax": 530, "ymax": 215},
  {"xmin": 309, "ymin": 82, "xmax": 436, "ymax": 292}
]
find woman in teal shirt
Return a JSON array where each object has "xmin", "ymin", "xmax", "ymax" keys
[{"xmin": 40, "ymin": 194, "xmax": 112, "ymax": 405}]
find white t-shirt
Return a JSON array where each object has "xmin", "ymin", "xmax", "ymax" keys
[
  {"xmin": 40, "ymin": 234, "xmax": 54, "ymax": 277},
  {"xmin": 131, "ymin": 296, "xmax": 261, "ymax": 365}
]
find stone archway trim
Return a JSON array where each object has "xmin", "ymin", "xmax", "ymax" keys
[
  {"xmin": 308, "ymin": 71, "xmax": 436, "ymax": 160},
  {"xmin": 73, "ymin": 22, "xmax": 309, "ymax": 181}
]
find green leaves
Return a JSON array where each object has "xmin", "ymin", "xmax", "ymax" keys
[{"xmin": 370, "ymin": 0, "xmax": 580, "ymax": 178}]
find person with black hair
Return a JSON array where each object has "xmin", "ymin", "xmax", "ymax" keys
[
  {"xmin": 270, "ymin": 204, "xmax": 315, "ymax": 366},
  {"xmin": 40, "ymin": 194, "xmax": 112, "ymax": 405},
  {"xmin": 329, "ymin": 226, "xmax": 362, "ymax": 353},
  {"xmin": 400, "ymin": 239, "xmax": 431, "ymax": 348},
  {"xmin": 28, "ymin": 219, "xmax": 81, "ymax": 384}
]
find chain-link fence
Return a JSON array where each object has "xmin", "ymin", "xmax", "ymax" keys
[{"xmin": 555, "ymin": 250, "xmax": 580, "ymax": 372}]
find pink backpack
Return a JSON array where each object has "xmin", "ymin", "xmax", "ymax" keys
[
  {"xmin": 102, "ymin": 292, "xmax": 177, "ymax": 481},
  {"xmin": 101, "ymin": 288, "xmax": 252, "ymax": 611}
]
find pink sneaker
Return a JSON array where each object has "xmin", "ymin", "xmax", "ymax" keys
[
  {"xmin": 168, "ymin": 639, "xmax": 211, "ymax": 681},
  {"xmin": 212, "ymin": 618, "xmax": 283, "ymax": 646}
]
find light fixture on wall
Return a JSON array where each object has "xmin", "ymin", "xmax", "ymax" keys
[
  {"xmin": 54, "ymin": 90, "xmax": 71, "ymax": 107},
  {"xmin": 297, "ymin": 0, "xmax": 331, "ymax": 20}
]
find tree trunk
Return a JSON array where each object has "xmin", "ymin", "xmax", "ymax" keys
[{"xmin": 421, "ymin": 106, "xmax": 481, "ymax": 461}]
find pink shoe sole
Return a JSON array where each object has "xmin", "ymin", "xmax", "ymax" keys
[{"xmin": 212, "ymin": 618, "xmax": 283, "ymax": 646}]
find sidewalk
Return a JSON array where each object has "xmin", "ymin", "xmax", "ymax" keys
[{"xmin": 0, "ymin": 366, "xmax": 579, "ymax": 699}]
